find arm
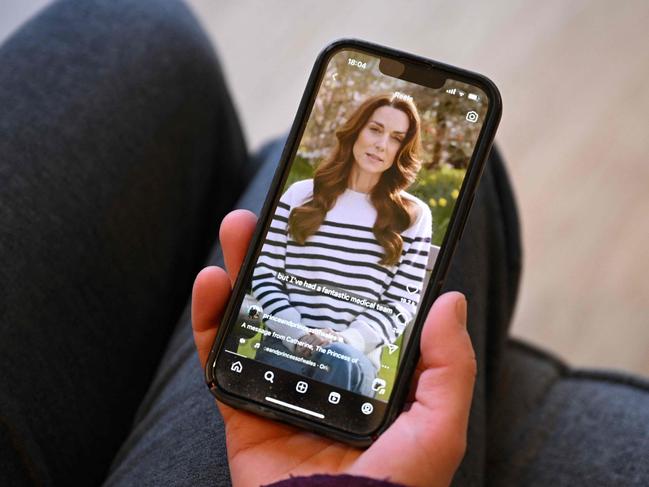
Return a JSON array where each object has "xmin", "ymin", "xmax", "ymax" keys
[
  {"xmin": 338, "ymin": 204, "xmax": 433, "ymax": 353},
  {"xmin": 251, "ymin": 186, "xmax": 306, "ymax": 348}
]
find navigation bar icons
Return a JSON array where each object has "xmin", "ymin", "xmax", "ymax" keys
[{"xmin": 328, "ymin": 391, "xmax": 341, "ymax": 404}]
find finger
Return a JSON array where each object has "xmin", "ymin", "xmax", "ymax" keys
[
  {"xmin": 405, "ymin": 292, "xmax": 473, "ymax": 404},
  {"xmin": 219, "ymin": 209, "xmax": 258, "ymax": 285},
  {"xmin": 191, "ymin": 266, "xmax": 232, "ymax": 368},
  {"xmin": 312, "ymin": 338, "xmax": 329, "ymax": 348},
  {"xmin": 300, "ymin": 335, "xmax": 316, "ymax": 346},
  {"xmin": 191, "ymin": 209, "xmax": 255, "ymax": 368},
  {"xmin": 306, "ymin": 335, "xmax": 321, "ymax": 345},
  {"xmin": 296, "ymin": 347, "xmax": 312, "ymax": 358},
  {"xmin": 414, "ymin": 291, "xmax": 476, "ymax": 431},
  {"xmin": 406, "ymin": 367, "xmax": 421, "ymax": 404},
  {"xmin": 300, "ymin": 337, "xmax": 317, "ymax": 357},
  {"xmin": 349, "ymin": 292, "xmax": 475, "ymax": 487}
]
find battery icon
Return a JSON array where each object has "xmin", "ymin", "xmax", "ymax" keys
[{"xmin": 468, "ymin": 93, "xmax": 480, "ymax": 101}]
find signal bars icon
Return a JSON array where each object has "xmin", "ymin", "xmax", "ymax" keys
[
  {"xmin": 446, "ymin": 88, "xmax": 480, "ymax": 101},
  {"xmin": 445, "ymin": 88, "xmax": 465, "ymax": 96}
]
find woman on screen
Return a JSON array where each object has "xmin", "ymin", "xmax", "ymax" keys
[{"xmin": 252, "ymin": 93, "xmax": 433, "ymax": 395}]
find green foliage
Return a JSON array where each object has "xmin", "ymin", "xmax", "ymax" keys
[
  {"xmin": 238, "ymin": 333, "xmax": 261, "ymax": 359},
  {"xmin": 283, "ymin": 155, "xmax": 314, "ymax": 192},
  {"xmin": 409, "ymin": 166, "xmax": 466, "ymax": 246},
  {"xmin": 376, "ymin": 334, "xmax": 403, "ymax": 398}
]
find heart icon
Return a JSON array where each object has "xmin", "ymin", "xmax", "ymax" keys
[{"xmin": 406, "ymin": 285, "xmax": 419, "ymax": 294}]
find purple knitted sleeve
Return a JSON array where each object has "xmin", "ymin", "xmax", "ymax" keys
[{"xmin": 264, "ymin": 474, "xmax": 409, "ymax": 487}]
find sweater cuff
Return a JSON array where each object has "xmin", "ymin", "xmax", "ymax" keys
[
  {"xmin": 337, "ymin": 327, "xmax": 365, "ymax": 351},
  {"xmin": 263, "ymin": 474, "xmax": 408, "ymax": 487},
  {"xmin": 339, "ymin": 319, "xmax": 382, "ymax": 354}
]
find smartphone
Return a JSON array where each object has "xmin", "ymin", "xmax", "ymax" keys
[{"xmin": 205, "ymin": 39, "xmax": 501, "ymax": 446}]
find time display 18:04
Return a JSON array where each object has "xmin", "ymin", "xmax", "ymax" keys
[{"xmin": 347, "ymin": 58, "xmax": 367, "ymax": 69}]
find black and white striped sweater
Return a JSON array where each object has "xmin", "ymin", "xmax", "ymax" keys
[{"xmin": 251, "ymin": 179, "xmax": 432, "ymax": 366}]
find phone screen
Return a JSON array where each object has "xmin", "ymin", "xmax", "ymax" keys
[{"xmin": 214, "ymin": 46, "xmax": 490, "ymax": 435}]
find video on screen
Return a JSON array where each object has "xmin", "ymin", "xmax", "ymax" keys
[{"xmin": 229, "ymin": 50, "xmax": 487, "ymax": 400}]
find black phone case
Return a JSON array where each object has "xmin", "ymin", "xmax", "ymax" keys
[{"xmin": 205, "ymin": 38, "xmax": 502, "ymax": 447}]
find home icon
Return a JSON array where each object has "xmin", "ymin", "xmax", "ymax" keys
[{"xmin": 230, "ymin": 361, "xmax": 243, "ymax": 373}]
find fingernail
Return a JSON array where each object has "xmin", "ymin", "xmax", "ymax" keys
[{"xmin": 455, "ymin": 295, "xmax": 467, "ymax": 327}]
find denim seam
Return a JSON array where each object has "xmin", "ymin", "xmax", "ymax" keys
[
  {"xmin": 565, "ymin": 369, "xmax": 649, "ymax": 393},
  {"xmin": 507, "ymin": 338, "xmax": 570, "ymax": 376}
]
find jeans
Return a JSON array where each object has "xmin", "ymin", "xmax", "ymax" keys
[
  {"xmin": 0, "ymin": 0, "xmax": 522, "ymax": 485},
  {"xmin": 256, "ymin": 338, "xmax": 378, "ymax": 396}
]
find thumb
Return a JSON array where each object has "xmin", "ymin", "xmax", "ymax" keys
[
  {"xmin": 191, "ymin": 209, "xmax": 258, "ymax": 369},
  {"xmin": 348, "ymin": 292, "xmax": 476, "ymax": 487},
  {"xmin": 191, "ymin": 266, "xmax": 232, "ymax": 369},
  {"xmin": 414, "ymin": 291, "xmax": 476, "ymax": 437}
]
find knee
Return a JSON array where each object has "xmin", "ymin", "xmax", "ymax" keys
[
  {"xmin": 115, "ymin": 0, "xmax": 221, "ymax": 85},
  {"xmin": 326, "ymin": 342, "xmax": 363, "ymax": 358},
  {"xmin": 35, "ymin": 0, "xmax": 223, "ymax": 97}
]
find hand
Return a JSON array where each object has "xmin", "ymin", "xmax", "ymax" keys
[
  {"xmin": 320, "ymin": 327, "xmax": 345, "ymax": 345},
  {"xmin": 295, "ymin": 328, "xmax": 340, "ymax": 357},
  {"xmin": 192, "ymin": 209, "xmax": 476, "ymax": 487},
  {"xmin": 295, "ymin": 333, "xmax": 325, "ymax": 358}
]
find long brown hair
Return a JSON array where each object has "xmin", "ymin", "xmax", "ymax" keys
[{"xmin": 289, "ymin": 93, "xmax": 423, "ymax": 266}]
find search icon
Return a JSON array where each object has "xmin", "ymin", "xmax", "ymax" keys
[{"xmin": 264, "ymin": 371, "xmax": 274, "ymax": 383}]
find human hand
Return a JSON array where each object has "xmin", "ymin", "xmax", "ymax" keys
[
  {"xmin": 295, "ymin": 333, "xmax": 324, "ymax": 358},
  {"xmin": 192, "ymin": 209, "xmax": 476, "ymax": 487},
  {"xmin": 295, "ymin": 328, "xmax": 340, "ymax": 357},
  {"xmin": 319, "ymin": 327, "xmax": 345, "ymax": 345}
]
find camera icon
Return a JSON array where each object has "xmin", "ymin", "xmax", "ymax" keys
[{"xmin": 466, "ymin": 110, "xmax": 479, "ymax": 123}]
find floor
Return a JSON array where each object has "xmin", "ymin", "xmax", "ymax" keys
[{"xmin": 3, "ymin": 0, "xmax": 648, "ymax": 376}]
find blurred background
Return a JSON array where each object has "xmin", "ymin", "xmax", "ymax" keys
[{"xmin": 2, "ymin": 0, "xmax": 648, "ymax": 376}]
